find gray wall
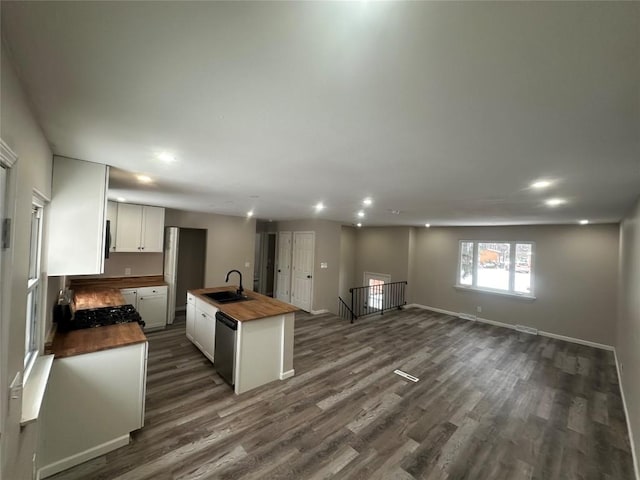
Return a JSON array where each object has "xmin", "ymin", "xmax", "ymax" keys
[
  {"xmin": 165, "ymin": 209, "xmax": 256, "ymax": 290},
  {"xmin": 102, "ymin": 252, "xmax": 164, "ymax": 277},
  {"xmin": 275, "ymin": 219, "xmax": 341, "ymax": 313},
  {"xmin": 1, "ymin": 41, "xmax": 53, "ymax": 479},
  {"xmin": 411, "ymin": 224, "xmax": 620, "ymax": 345},
  {"xmin": 354, "ymin": 226, "xmax": 412, "ymax": 286},
  {"xmin": 339, "ymin": 226, "xmax": 357, "ymax": 300},
  {"xmin": 617, "ymin": 196, "xmax": 640, "ymax": 466}
]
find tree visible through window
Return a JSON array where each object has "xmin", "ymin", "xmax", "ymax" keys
[{"xmin": 458, "ymin": 240, "xmax": 534, "ymax": 296}]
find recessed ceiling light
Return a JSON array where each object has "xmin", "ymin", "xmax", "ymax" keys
[
  {"xmin": 136, "ymin": 174, "xmax": 152, "ymax": 183},
  {"xmin": 425, "ymin": 223, "xmax": 431, "ymax": 228},
  {"xmin": 315, "ymin": 202, "xmax": 325, "ymax": 212},
  {"xmin": 247, "ymin": 210, "xmax": 254, "ymax": 218},
  {"xmin": 531, "ymin": 180, "xmax": 552, "ymax": 189},
  {"xmin": 356, "ymin": 223, "xmax": 362, "ymax": 228},
  {"xmin": 357, "ymin": 211, "xmax": 365, "ymax": 218},
  {"xmin": 116, "ymin": 197, "xmax": 126, "ymax": 202},
  {"xmin": 363, "ymin": 197, "xmax": 373, "ymax": 206},
  {"xmin": 579, "ymin": 219, "xmax": 589, "ymax": 225},
  {"xmin": 157, "ymin": 152, "xmax": 176, "ymax": 162},
  {"xmin": 545, "ymin": 198, "xmax": 566, "ymax": 207}
]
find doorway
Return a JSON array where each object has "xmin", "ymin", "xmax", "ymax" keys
[
  {"xmin": 175, "ymin": 228, "xmax": 206, "ymax": 311},
  {"xmin": 363, "ymin": 272, "xmax": 391, "ymax": 311},
  {"xmin": 255, "ymin": 232, "xmax": 277, "ymax": 297}
]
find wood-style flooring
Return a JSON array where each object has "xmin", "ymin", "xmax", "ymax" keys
[{"xmin": 50, "ymin": 308, "xmax": 635, "ymax": 480}]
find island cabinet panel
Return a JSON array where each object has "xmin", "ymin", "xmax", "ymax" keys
[
  {"xmin": 186, "ymin": 293, "xmax": 196, "ymax": 341},
  {"xmin": 37, "ymin": 342, "xmax": 147, "ymax": 479},
  {"xmin": 194, "ymin": 301, "xmax": 217, "ymax": 362},
  {"xmin": 47, "ymin": 156, "xmax": 108, "ymax": 276}
]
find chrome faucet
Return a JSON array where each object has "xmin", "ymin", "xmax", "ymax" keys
[{"xmin": 225, "ymin": 269, "xmax": 244, "ymax": 296}]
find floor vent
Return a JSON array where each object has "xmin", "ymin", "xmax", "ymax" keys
[
  {"xmin": 515, "ymin": 324, "xmax": 538, "ymax": 335},
  {"xmin": 458, "ymin": 313, "xmax": 477, "ymax": 321},
  {"xmin": 394, "ymin": 369, "xmax": 419, "ymax": 382}
]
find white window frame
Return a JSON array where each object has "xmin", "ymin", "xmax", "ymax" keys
[
  {"xmin": 455, "ymin": 240, "xmax": 536, "ymax": 299},
  {"xmin": 24, "ymin": 192, "xmax": 47, "ymax": 380}
]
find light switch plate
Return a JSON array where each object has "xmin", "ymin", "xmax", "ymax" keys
[{"xmin": 320, "ymin": 262, "xmax": 328, "ymax": 269}]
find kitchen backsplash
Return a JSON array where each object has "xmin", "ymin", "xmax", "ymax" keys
[{"xmin": 71, "ymin": 252, "xmax": 164, "ymax": 279}]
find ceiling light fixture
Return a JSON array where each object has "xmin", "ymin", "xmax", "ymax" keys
[
  {"xmin": 136, "ymin": 174, "xmax": 152, "ymax": 183},
  {"xmin": 157, "ymin": 152, "xmax": 176, "ymax": 162},
  {"xmin": 579, "ymin": 219, "xmax": 589, "ymax": 225},
  {"xmin": 357, "ymin": 211, "xmax": 365, "ymax": 218},
  {"xmin": 531, "ymin": 180, "xmax": 552, "ymax": 189},
  {"xmin": 363, "ymin": 197, "xmax": 372, "ymax": 206},
  {"xmin": 247, "ymin": 210, "xmax": 254, "ymax": 218},
  {"xmin": 356, "ymin": 223, "xmax": 362, "ymax": 228},
  {"xmin": 315, "ymin": 202, "xmax": 325, "ymax": 212},
  {"xmin": 545, "ymin": 198, "xmax": 566, "ymax": 207},
  {"xmin": 425, "ymin": 223, "xmax": 431, "ymax": 228}
]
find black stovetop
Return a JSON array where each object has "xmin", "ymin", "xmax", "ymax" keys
[{"xmin": 64, "ymin": 304, "xmax": 144, "ymax": 331}]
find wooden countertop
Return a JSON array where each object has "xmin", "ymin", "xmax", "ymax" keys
[
  {"xmin": 190, "ymin": 286, "xmax": 299, "ymax": 322},
  {"xmin": 73, "ymin": 287, "xmax": 127, "ymax": 311},
  {"xmin": 70, "ymin": 275, "xmax": 167, "ymax": 290},
  {"xmin": 50, "ymin": 323, "xmax": 147, "ymax": 359}
]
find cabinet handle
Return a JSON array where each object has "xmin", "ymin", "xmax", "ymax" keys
[{"xmin": 202, "ymin": 313, "xmax": 206, "ymax": 317}]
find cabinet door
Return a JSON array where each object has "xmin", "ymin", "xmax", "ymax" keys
[
  {"xmin": 115, "ymin": 203, "xmax": 143, "ymax": 252},
  {"xmin": 47, "ymin": 157, "xmax": 108, "ymax": 275},
  {"xmin": 121, "ymin": 289, "xmax": 137, "ymax": 307},
  {"xmin": 186, "ymin": 301, "xmax": 195, "ymax": 341},
  {"xmin": 141, "ymin": 206, "xmax": 165, "ymax": 252},
  {"xmin": 195, "ymin": 309, "xmax": 216, "ymax": 362},
  {"xmin": 138, "ymin": 294, "xmax": 167, "ymax": 330}
]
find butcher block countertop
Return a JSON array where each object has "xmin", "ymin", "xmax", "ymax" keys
[
  {"xmin": 73, "ymin": 287, "xmax": 127, "ymax": 311},
  {"xmin": 190, "ymin": 286, "xmax": 298, "ymax": 322},
  {"xmin": 50, "ymin": 323, "xmax": 147, "ymax": 359},
  {"xmin": 70, "ymin": 275, "xmax": 167, "ymax": 290}
]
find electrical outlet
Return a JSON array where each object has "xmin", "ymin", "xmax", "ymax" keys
[
  {"xmin": 477, "ymin": 306, "xmax": 482, "ymax": 313},
  {"xmin": 245, "ymin": 262, "xmax": 250, "ymax": 268},
  {"xmin": 124, "ymin": 267, "xmax": 132, "ymax": 276}
]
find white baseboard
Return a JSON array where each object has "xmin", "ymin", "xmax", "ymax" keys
[
  {"xmin": 310, "ymin": 309, "xmax": 329, "ymax": 315},
  {"xmin": 539, "ymin": 330, "xmax": 614, "ymax": 351},
  {"xmin": 280, "ymin": 369, "xmax": 295, "ymax": 380},
  {"xmin": 614, "ymin": 350, "xmax": 640, "ymax": 480},
  {"xmin": 38, "ymin": 434, "xmax": 130, "ymax": 479}
]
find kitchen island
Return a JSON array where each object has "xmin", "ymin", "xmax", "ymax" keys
[
  {"xmin": 38, "ymin": 289, "xmax": 148, "ymax": 479},
  {"xmin": 187, "ymin": 287, "xmax": 298, "ymax": 394}
]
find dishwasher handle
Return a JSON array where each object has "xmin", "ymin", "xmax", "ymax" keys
[{"xmin": 215, "ymin": 311, "xmax": 238, "ymax": 330}]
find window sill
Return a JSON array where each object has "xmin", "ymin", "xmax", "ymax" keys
[
  {"xmin": 453, "ymin": 284, "xmax": 536, "ymax": 301},
  {"xmin": 21, "ymin": 354, "xmax": 54, "ymax": 427}
]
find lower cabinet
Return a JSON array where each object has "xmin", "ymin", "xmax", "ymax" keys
[
  {"xmin": 37, "ymin": 342, "xmax": 147, "ymax": 478},
  {"xmin": 120, "ymin": 285, "xmax": 167, "ymax": 331},
  {"xmin": 187, "ymin": 293, "xmax": 217, "ymax": 363}
]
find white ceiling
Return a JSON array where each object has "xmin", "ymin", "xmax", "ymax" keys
[{"xmin": 2, "ymin": 1, "xmax": 639, "ymax": 226}]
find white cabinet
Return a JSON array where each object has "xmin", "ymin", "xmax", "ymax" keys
[
  {"xmin": 188, "ymin": 294, "xmax": 217, "ymax": 362},
  {"xmin": 47, "ymin": 156, "xmax": 109, "ymax": 276},
  {"xmin": 114, "ymin": 203, "xmax": 165, "ymax": 252},
  {"xmin": 186, "ymin": 293, "xmax": 196, "ymax": 341},
  {"xmin": 38, "ymin": 342, "xmax": 147, "ymax": 478},
  {"xmin": 120, "ymin": 285, "xmax": 167, "ymax": 331}
]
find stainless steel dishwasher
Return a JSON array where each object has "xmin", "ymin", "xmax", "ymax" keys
[{"xmin": 214, "ymin": 311, "xmax": 237, "ymax": 387}]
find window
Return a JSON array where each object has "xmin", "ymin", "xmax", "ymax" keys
[
  {"xmin": 25, "ymin": 198, "xmax": 44, "ymax": 373},
  {"xmin": 457, "ymin": 240, "xmax": 534, "ymax": 297},
  {"xmin": 363, "ymin": 272, "xmax": 391, "ymax": 311}
]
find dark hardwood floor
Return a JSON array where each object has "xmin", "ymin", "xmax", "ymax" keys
[{"xmin": 50, "ymin": 308, "xmax": 635, "ymax": 480}]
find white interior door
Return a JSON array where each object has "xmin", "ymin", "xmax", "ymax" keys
[
  {"xmin": 276, "ymin": 232, "xmax": 292, "ymax": 302},
  {"xmin": 291, "ymin": 231, "xmax": 314, "ymax": 312}
]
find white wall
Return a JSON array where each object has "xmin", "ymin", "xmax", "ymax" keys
[
  {"xmin": 1, "ymin": 41, "xmax": 53, "ymax": 479},
  {"xmin": 617, "ymin": 196, "xmax": 640, "ymax": 472}
]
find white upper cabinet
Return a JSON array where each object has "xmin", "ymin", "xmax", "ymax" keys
[
  {"xmin": 47, "ymin": 156, "xmax": 108, "ymax": 276},
  {"xmin": 114, "ymin": 203, "xmax": 165, "ymax": 253}
]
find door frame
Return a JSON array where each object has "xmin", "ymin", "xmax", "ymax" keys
[{"xmin": 275, "ymin": 231, "xmax": 292, "ymax": 302}]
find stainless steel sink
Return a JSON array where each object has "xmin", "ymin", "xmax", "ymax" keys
[{"xmin": 203, "ymin": 291, "xmax": 251, "ymax": 304}]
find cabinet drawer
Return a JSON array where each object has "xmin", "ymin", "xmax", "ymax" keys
[
  {"xmin": 138, "ymin": 285, "xmax": 167, "ymax": 297},
  {"xmin": 195, "ymin": 298, "xmax": 218, "ymax": 318}
]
